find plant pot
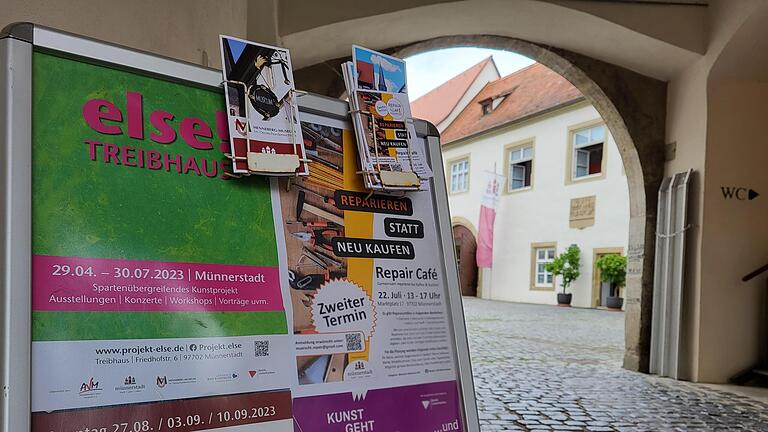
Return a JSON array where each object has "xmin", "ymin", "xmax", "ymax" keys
[
  {"xmin": 606, "ymin": 296, "xmax": 624, "ymax": 310},
  {"xmin": 557, "ymin": 293, "xmax": 572, "ymax": 307}
]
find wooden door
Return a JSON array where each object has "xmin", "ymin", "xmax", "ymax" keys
[{"xmin": 452, "ymin": 225, "xmax": 478, "ymax": 296}]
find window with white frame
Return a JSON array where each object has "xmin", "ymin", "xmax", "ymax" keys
[
  {"xmin": 507, "ymin": 144, "xmax": 533, "ymax": 191},
  {"xmin": 450, "ymin": 158, "xmax": 470, "ymax": 193},
  {"xmin": 572, "ymin": 124, "xmax": 606, "ymax": 179},
  {"xmin": 534, "ymin": 246, "xmax": 556, "ymax": 287}
]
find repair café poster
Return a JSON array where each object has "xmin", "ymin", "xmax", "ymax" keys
[{"xmin": 275, "ymin": 113, "xmax": 465, "ymax": 432}]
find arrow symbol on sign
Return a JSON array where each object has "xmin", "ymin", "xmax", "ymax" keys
[{"xmin": 749, "ymin": 189, "xmax": 760, "ymax": 200}]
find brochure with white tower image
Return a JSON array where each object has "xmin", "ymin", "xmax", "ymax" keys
[{"xmin": 343, "ymin": 46, "xmax": 433, "ymax": 191}]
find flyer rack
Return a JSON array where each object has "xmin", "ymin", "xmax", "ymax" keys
[{"xmin": 0, "ymin": 23, "xmax": 480, "ymax": 432}]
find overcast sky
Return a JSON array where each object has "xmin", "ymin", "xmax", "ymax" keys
[{"xmin": 405, "ymin": 48, "xmax": 535, "ymax": 100}]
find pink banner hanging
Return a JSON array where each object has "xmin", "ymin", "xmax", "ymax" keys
[{"xmin": 476, "ymin": 171, "xmax": 505, "ymax": 268}]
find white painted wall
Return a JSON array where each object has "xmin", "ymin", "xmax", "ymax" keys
[{"xmin": 443, "ymin": 102, "xmax": 630, "ymax": 308}]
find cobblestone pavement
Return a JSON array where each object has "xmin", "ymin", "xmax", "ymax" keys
[{"xmin": 463, "ymin": 297, "xmax": 768, "ymax": 431}]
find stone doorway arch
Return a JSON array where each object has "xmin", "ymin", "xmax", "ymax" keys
[{"xmin": 293, "ymin": 35, "xmax": 665, "ymax": 372}]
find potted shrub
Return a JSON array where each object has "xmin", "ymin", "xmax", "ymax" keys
[
  {"xmin": 546, "ymin": 244, "xmax": 581, "ymax": 306},
  {"xmin": 595, "ymin": 254, "xmax": 627, "ymax": 310}
]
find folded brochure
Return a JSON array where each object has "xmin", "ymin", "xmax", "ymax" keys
[{"xmin": 220, "ymin": 35, "xmax": 308, "ymax": 175}]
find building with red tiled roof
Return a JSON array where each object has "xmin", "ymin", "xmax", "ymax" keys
[
  {"xmin": 441, "ymin": 63, "xmax": 584, "ymax": 144},
  {"xmin": 411, "ymin": 56, "xmax": 499, "ymax": 131},
  {"xmin": 433, "ymin": 59, "xmax": 630, "ymax": 311}
]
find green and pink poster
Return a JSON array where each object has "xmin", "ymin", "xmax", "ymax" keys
[{"xmin": 30, "ymin": 51, "xmax": 294, "ymax": 431}]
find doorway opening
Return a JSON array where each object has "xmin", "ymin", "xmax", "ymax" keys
[
  {"xmin": 592, "ymin": 248, "xmax": 625, "ymax": 308},
  {"xmin": 452, "ymin": 223, "xmax": 478, "ymax": 297}
]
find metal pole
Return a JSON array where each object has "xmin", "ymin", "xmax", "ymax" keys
[{"xmin": 0, "ymin": 34, "xmax": 33, "ymax": 432}]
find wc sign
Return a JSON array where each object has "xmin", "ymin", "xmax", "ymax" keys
[{"xmin": 721, "ymin": 186, "xmax": 760, "ymax": 201}]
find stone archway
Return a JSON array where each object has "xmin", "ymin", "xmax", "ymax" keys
[{"xmin": 293, "ymin": 35, "xmax": 665, "ymax": 373}]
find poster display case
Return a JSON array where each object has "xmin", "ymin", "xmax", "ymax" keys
[{"xmin": 0, "ymin": 23, "xmax": 479, "ymax": 432}]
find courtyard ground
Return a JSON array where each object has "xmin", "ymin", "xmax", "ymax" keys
[{"xmin": 463, "ymin": 297, "xmax": 768, "ymax": 431}]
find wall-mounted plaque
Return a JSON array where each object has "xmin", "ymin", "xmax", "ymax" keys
[{"xmin": 570, "ymin": 195, "xmax": 596, "ymax": 229}]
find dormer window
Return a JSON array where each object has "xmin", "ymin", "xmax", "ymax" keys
[
  {"xmin": 481, "ymin": 99, "xmax": 493, "ymax": 115},
  {"xmin": 480, "ymin": 90, "xmax": 512, "ymax": 115}
]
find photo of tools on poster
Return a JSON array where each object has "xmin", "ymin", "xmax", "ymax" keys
[
  {"xmin": 342, "ymin": 46, "xmax": 433, "ymax": 190},
  {"xmin": 220, "ymin": 35, "xmax": 308, "ymax": 175},
  {"xmin": 278, "ymin": 110, "xmax": 465, "ymax": 431}
]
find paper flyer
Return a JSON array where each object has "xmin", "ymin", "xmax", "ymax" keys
[
  {"xmin": 31, "ymin": 51, "xmax": 294, "ymax": 432},
  {"xmin": 274, "ymin": 113, "xmax": 464, "ymax": 431},
  {"xmin": 220, "ymin": 35, "xmax": 308, "ymax": 175}
]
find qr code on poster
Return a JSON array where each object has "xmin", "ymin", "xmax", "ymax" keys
[
  {"xmin": 346, "ymin": 333, "xmax": 362, "ymax": 352},
  {"xmin": 254, "ymin": 340, "xmax": 269, "ymax": 357}
]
